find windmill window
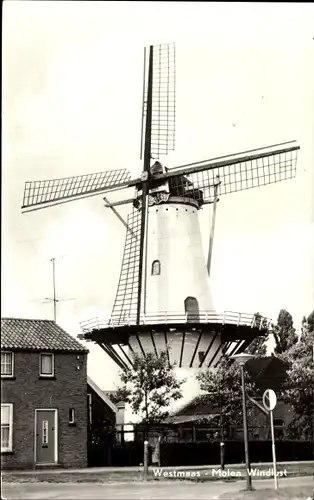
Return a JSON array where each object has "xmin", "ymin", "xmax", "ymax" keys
[
  {"xmin": 184, "ymin": 297, "xmax": 199, "ymax": 322},
  {"xmin": 151, "ymin": 260, "xmax": 161, "ymax": 276}
]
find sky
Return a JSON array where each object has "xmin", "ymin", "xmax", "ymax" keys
[{"xmin": 2, "ymin": 1, "xmax": 314, "ymax": 389}]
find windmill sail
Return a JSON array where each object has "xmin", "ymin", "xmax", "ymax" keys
[
  {"xmin": 21, "ymin": 169, "xmax": 134, "ymax": 211},
  {"xmin": 136, "ymin": 42, "xmax": 176, "ymax": 325},
  {"xmin": 159, "ymin": 143, "xmax": 299, "ymax": 205},
  {"xmin": 141, "ymin": 43, "xmax": 176, "ymax": 159},
  {"xmin": 111, "ymin": 207, "xmax": 141, "ymax": 325}
]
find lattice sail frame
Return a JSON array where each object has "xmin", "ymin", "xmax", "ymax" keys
[
  {"xmin": 22, "ymin": 169, "xmax": 133, "ymax": 211},
  {"xmin": 142, "ymin": 43, "xmax": 176, "ymax": 159},
  {"xmin": 111, "ymin": 208, "xmax": 141, "ymax": 324},
  {"xmin": 21, "ymin": 144, "xmax": 297, "ymax": 212},
  {"xmin": 162, "ymin": 144, "xmax": 299, "ymax": 205}
]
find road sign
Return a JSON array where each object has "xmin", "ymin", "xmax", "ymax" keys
[{"xmin": 263, "ymin": 389, "xmax": 277, "ymax": 412}]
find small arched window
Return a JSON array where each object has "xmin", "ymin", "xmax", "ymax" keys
[
  {"xmin": 184, "ymin": 297, "xmax": 199, "ymax": 322},
  {"xmin": 151, "ymin": 260, "xmax": 161, "ymax": 276}
]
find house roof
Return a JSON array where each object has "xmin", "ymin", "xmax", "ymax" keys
[
  {"xmin": 175, "ymin": 394, "xmax": 220, "ymax": 417},
  {"xmin": 165, "ymin": 414, "xmax": 220, "ymax": 425},
  {"xmin": 245, "ymin": 355, "xmax": 289, "ymax": 393},
  {"xmin": 87, "ymin": 376, "xmax": 118, "ymax": 413},
  {"xmin": 1, "ymin": 318, "xmax": 88, "ymax": 353}
]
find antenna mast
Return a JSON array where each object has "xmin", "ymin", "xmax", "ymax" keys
[
  {"xmin": 51, "ymin": 257, "xmax": 57, "ymax": 322},
  {"xmin": 45, "ymin": 255, "xmax": 74, "ymax": 323}
]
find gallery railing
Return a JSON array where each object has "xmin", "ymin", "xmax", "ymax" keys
[{"xmin": 80, "ymin": 310, "xmax": 272, "ymax": 333}]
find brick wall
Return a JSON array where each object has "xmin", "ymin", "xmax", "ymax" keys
[{"xmin": 1, "ymin": 350, "xmax": 87, "ymax": 470}]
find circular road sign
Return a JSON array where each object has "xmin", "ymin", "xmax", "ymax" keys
[{"xmin": 263, "ymin": 389, "xmax": 277, "ymax": 411}]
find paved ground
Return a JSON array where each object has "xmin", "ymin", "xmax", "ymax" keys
[
  {"xmin": 2, "ymin": 461, "xmax": 312, "ymax": 475},
  {"xmin": 2, "ymin": 476, "xmax": 313, "ymax": 499}
]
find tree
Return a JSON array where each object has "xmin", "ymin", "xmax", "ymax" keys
[
  {"xmin": 197, "ymin": 356, "xmax": 260, "ymax": 427},
  {"xmin": 109, "ymin": 387, "xmax": 129, "ymax": 406},
  {"xmin": 246, "ymin": 336, "xmax": 267, "ymax": 356},
  {"xmin": 273, "ymin": 309, "xmax": 298, "ymax": 355},
  {"xmin": 279, "ymin": 311, "xmax": 314, "ymax": 439},
  {"xmin": 307, "ymin": 310, "xmax": 314, "ymax": 330},
  {"xmin": 246, "ymin": 313, "xmax": 269, "ymax": 356},
  {"xmin": 116, "ymin": 351, "xmax": 184, "ymax": 425},
  {"xmin": 302, "ymin": 311, "xmax": 314, "ymax": 339}
]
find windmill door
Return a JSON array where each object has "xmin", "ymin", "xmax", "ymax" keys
[
  {"xmin": 35, "ymin": 409, "xmax": 58, "ymax": 465},
  {"xmin": 184, "ymin": 297, "xmax": 199, "ymax": 322}
]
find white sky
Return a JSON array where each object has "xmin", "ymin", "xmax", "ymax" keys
[{"xmin": 2, "ymin": 1, "xmax": 314, "ymax": 389}]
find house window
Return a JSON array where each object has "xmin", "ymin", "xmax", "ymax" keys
[
  {"xmin": 42, "ymin": 420, "xmax": 48, "ymax": 445},
  {"xmin": 274, "ymin": 419, "xmax": 284, "ymax": 426},
  {"xmin": 69, "ymin": 409, "xmax": 75, "ymax": 424},
  {"xmin": 87, "ymin": 393, "xmax": 92, "ymax": 425},
  {"xmin": 40, "ymin": 354, "xmax": 54, "ymax": 377},
  {"xmin": 1, "ymin": 404, "xmax": 13, "ymax": 453},
  {"xmin": 151, "ymin": 260, "xmax": 161, "ymax": 276},
  {"xmin": 1, "ymin": 352, "xmax": 14, "ymax": 378}
]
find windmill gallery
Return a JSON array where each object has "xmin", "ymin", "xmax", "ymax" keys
[{"xmin": 22, "ymin": 43, "xmax": 300, "ymax": 419}]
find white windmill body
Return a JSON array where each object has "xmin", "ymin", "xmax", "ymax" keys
[
  {"xmin": 145, "ymin": 202, "xmax": 213, "ymax": 315},
  {"xmin": 125, "ymin": 174, "xmax": 221, "ymax": 419}
]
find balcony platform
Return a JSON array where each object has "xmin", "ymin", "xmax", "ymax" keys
[{"xmin": 79, "ymin": 311, "xmax": 270, "ymax": 370}]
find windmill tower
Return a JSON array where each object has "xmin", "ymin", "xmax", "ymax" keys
[{"xmin": 22, "ymin": 43, "xmax": 300, "ymax": 413}]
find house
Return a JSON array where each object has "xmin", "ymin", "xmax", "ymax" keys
[
  {"xmin": 1, "ymin": 318, "xmax": 89, "ymax": 470},
  {"xmin": 86, "ymin": 377, "xmax": 120, "ymax": 466},
  {"xmin": 164, "ymin": 356, "xmax": 295, "ymax": 441},
  {"xmin": 87, "ymin": 377, "xmax": 118, "ymax": 431},
  {"xmin": 102, "ymin": 390, "xmax": 126, "ymax": 440}
]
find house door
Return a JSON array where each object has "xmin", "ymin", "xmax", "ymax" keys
[
  {"xmin": 35, "ymin": 410, "xmax": 58, "ymax": 464},
  {"xmin": 184, "ymin": 297, "xmax": 199, "ymax": 322}
]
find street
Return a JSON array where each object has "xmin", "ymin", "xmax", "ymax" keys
[{"xmin": 2, "ymin": 476, "xmax": 313, "ymax": 499}]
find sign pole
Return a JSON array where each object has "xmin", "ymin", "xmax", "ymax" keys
[
  {"xmin": 269, "ymin": 409, "xmax": 278, "ymax": 490},
  {"xmin": 263, "ymin": 389, "xmax": 278, "ymax": 491},
  {"xmin": 143, "ymin": 440, "xmax": 149, "ymax": 481}
]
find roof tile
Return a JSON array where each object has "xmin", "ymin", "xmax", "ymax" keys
[{"xmin": 1, "ymin": 318, "xmax": 88, "ymax": 353}]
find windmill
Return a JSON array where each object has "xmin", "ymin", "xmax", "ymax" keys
[{"xmin": 22, "ymin": 43, "xmax": 299, "ymax": 407}]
